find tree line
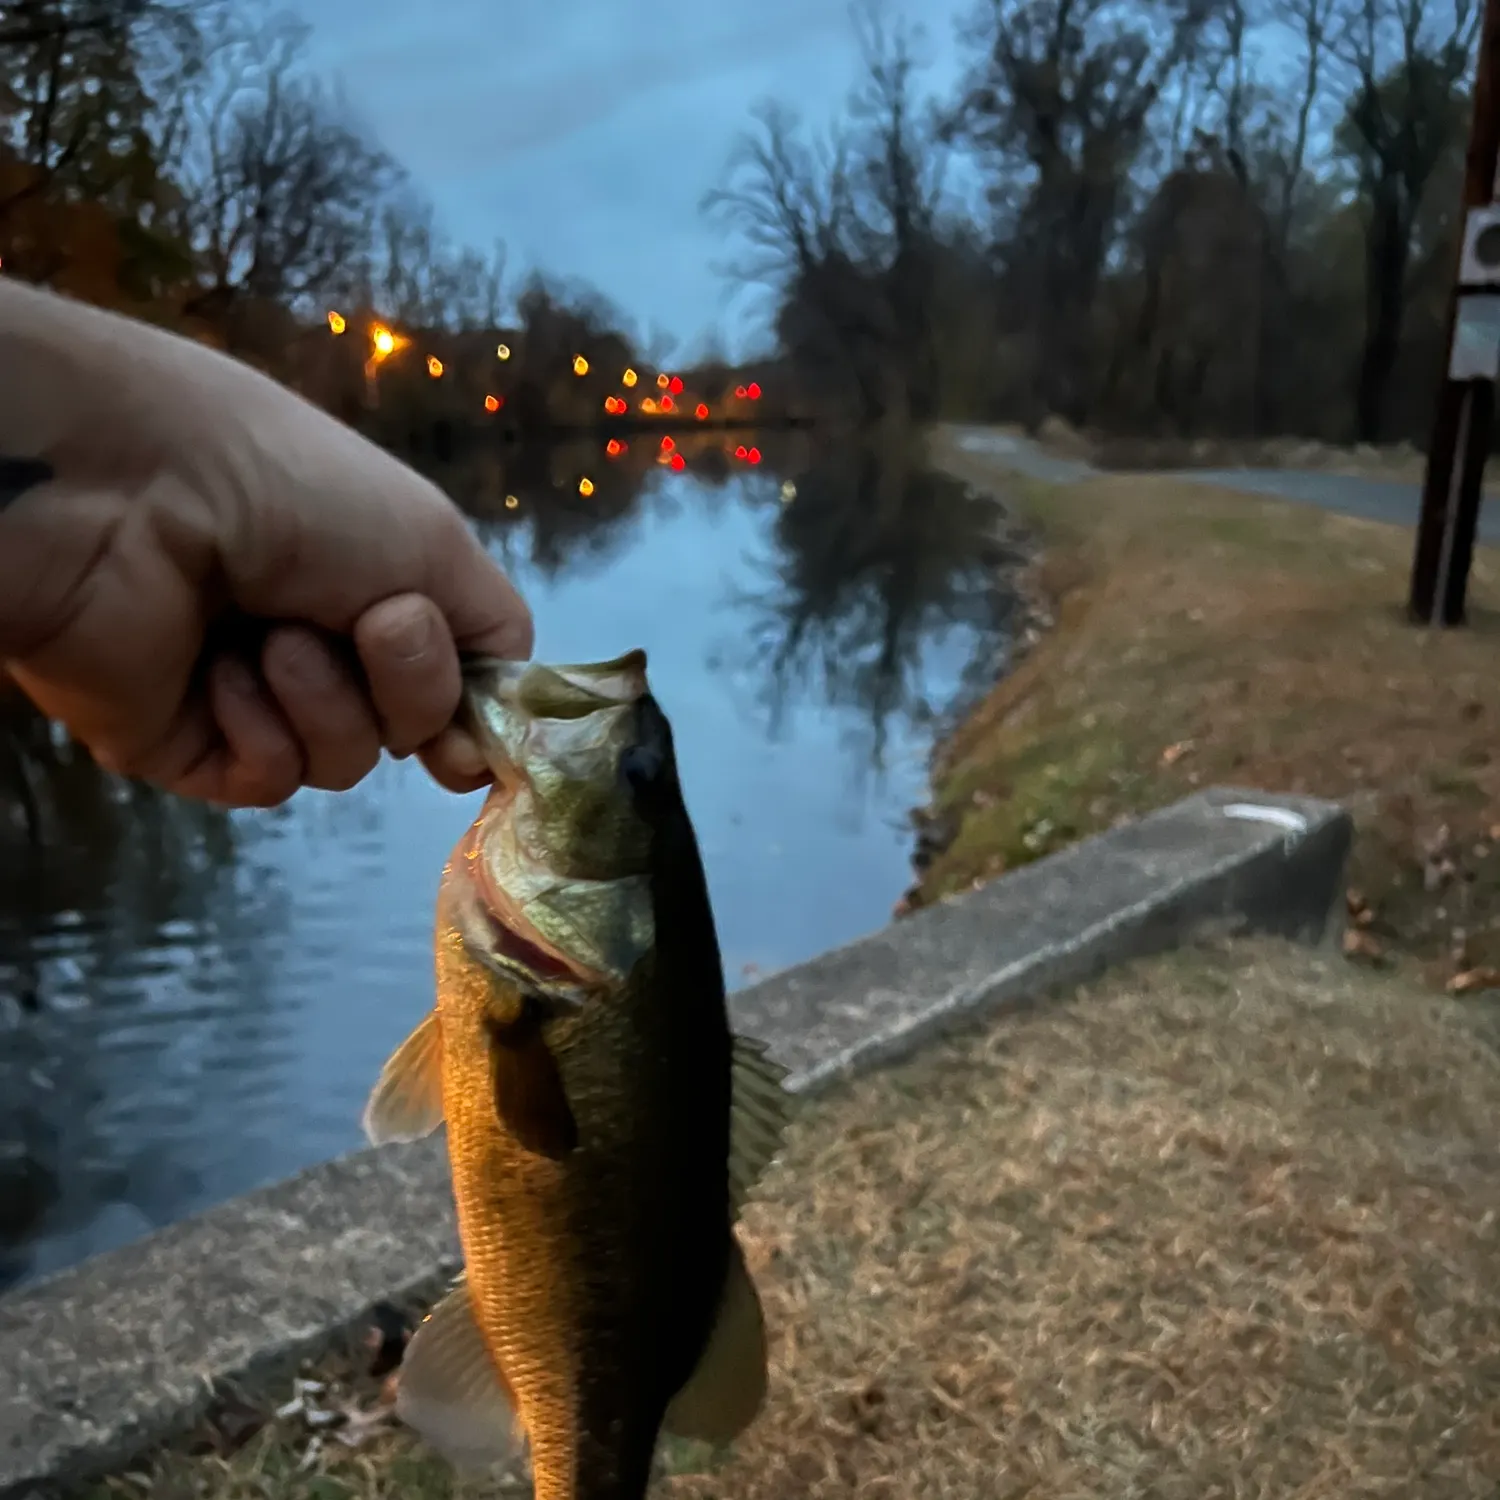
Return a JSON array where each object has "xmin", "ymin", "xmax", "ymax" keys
[
  {"xmin": 707, "ymin": 0, "xmax": 1478, "ymax": 446},
  {"xmin": 0, "ymin": 0, "xmax": 660, "ymax": 436}
]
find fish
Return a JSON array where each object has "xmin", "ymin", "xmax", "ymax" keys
[{"xmin": 362, "ymin": 648, "xmax": 791, "ymax": 1500}]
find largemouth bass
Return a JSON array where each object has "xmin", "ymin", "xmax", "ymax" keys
[{"xmin": 362, "ymin": 649, "xmax": 790, "ymax": 1500}]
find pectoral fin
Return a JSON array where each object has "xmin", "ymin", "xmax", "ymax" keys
[
  {"xmin": 490, "ymin": 1016, "xmax": 579, "ymax": 1160},
  {"xmin": 395, "ymin": 1277, "xmax": 525, "ymax": 1473},
  {"xmin": 729, "ymin": 1035, "xmax": 791, "ymax": 1218},
  {"xmin": 362, "ymin": 1011, "xmax": 445, "ymax": 1146},
  {"xmin": 663, "ymin": 1235, "xmax": 769, "ymax": 1445}
]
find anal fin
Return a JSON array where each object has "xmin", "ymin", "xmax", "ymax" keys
[
  {"xmin": 395, "ymin": 1277, "xmax": 526, "ymax": 1473},
  {"xmin": 729, "ymin": 1034, "xmax": 791, "ymax": 1219},
  {"xmin": 662, "ymin": 1235, "xmax": 768, "ymax": 1445},
  {"xmin": 363, "ymin": 1010, "xmax": 445, "ymax": 1146}
]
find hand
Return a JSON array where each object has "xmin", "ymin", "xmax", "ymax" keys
[{"xmin": 0, "ymin": 280, "xmax": 533, "ymax": 807}]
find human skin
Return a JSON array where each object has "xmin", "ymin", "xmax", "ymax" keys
[{"xmin": 0, "ymin": 278, "xmax": 533, "ymax": 808}]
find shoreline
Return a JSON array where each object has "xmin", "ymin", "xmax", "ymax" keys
[
  {"xmin": 898, "ymin": 435, "xmax": 1063, "ymax": 917},
  {"xmin": 913, "ymin": 424, "xmax": 1500, "ymax": 988}
]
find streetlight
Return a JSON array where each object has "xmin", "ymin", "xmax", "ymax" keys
[{"xmin": 364, "ymin": 324, "xmax": 404, "ymax": 407}]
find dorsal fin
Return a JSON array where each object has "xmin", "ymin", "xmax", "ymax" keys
[{"xmin": 729, "ymin": 1035, "xmax": 792, "ymax": 1218}]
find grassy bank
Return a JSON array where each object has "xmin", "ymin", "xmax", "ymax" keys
[
  {"xmin": 83, "ymin": 940, "xmax": 1500, "ymax": 1497},
  {"xmin": 923, "ymin": 428, "xmax": 1500, "ymax": 990}
]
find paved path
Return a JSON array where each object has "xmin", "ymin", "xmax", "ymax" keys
[{"xmin": 948, "ymin": 427, "xmax": 1500, "ymax": 544}]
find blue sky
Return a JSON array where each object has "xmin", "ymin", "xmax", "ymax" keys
[{"xmin": 295, "ymin": 0, "xmax": 971, "ymax": 359}]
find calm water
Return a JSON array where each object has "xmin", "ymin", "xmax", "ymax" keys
[{"xmin": 0, "ymin": 432, "xmax": 1020, "ymax": 1289}]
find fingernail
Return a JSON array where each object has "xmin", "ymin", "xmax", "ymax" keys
[
  {"xmin": 445, "ymin": 727, "xmax": 489, "ymax": 779},
  {"xmin": 386, "ymin": 602, "xmax": 436, "ymax": 663}
]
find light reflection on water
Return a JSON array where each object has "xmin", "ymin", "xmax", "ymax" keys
[{"xmin": 0, "ymin": 432, "xmax": 1021, "ymax": 1288}]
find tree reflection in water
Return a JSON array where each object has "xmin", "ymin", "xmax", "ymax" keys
[
  {"xmin": 0, "ymin": 690, "xmax": 293, "ymax": 1288},
  {"xmin": 727, "ymin": 435, "xmax": 1024, "ymax": 771}
]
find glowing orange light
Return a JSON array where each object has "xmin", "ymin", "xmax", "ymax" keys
[
  {"xmin": 747, "ymin": 382, "xmax": 762, "ymax": 400},
  {"xmin": 660, "ymin": 395, "xmax": 676, "ymax": 413},
  {"xmin": 606, "ymin": 438, "xmax": 624, "ymax": 456},
  {"xmin": 504, "ymin": 494, "xmax": 519, "ymax": 509},
  {"xmin": 496, "ymin": 343, "xmax": 511, "ymax": 360},
  {"xmin": 622, "ymin": 368, "xmax": 638, "ymax": 387},
  {"xmin": 579, "ymin": 476, "xmax": 595, "ymax": 496},
  {"xmin": 371, "ymin": 325, "xmax": 397, "ymax": 358},
  {"xmin": 734, "ymin": 445, "xmax": 748, "ymax": 459},
  {"xmin": 668, "ymin": 376, "xmax": 684, "ymax": 395},
  {"xmin": 427, "ymin": 355, "xmax": 444, "ymax": 378},
  {"xmin": 656, "ymin": 372, "xmax": 670, "ymax": 389},
  {"xmin": 660, "ymin": 435, "xmax": 676, "ymax": 451},
  {"xmin": 641, "ymin": 397, "xmax": 658, "ymax": 413},
  {"xmin": 573, "ymin": 355, "xmax": 590, "ymax": 376},
  {"xmin": 669, "ymin": 453, "xmax": 686, "ymax": 472},
  {"xmin": 694, "ymin": 402, "xmax": 709, "ymax": 420},
  {"xmin": 484, "ymin": 394, "xmax": 500, "ymax": 412},
  {"xmin": 747, "ymin": 446, "xmax": 762, "ymax": 464},
  {"xmin": 327, "ymin": 310, "xmax": 346, "ymax": 335},
  {"xmin": 734, "ymin": 384, "xmax": 747, "ymax": 399}
]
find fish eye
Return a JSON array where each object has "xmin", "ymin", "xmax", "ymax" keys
[{"xmin": 618, "ymin": 743, "xmax": 663, "ymax": 794}]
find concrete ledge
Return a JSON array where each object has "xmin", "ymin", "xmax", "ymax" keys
[{"xmin": 0, "ymin": 786, "xmax": 1351, "ymax": 1498}]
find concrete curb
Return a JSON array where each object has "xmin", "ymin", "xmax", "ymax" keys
[{"xmin": 0, "ymin": 786, "xmax": 1351, "ymax": 1498}]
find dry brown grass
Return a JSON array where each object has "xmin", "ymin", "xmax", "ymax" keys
[
  {"xmin": 676, "ymin": 939, "xmax": 1500, "ymax": 1499},
  {"xmin": 924, "ymin": 429, "xmax": 1500, "ymax": 987},
  {"xmin": 85, "ymin": 941, "xmax": 1500, "ymax": 1498}
]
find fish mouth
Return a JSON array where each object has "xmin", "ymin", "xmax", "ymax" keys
[
  {"xmin": 460, "ymin": 649, "xmax": 647, "ymax": 717},
  {"xmin": 457, "ymin": 649, "xmax": 651, "ymax": 790},
  {"xmin": 452, "ymin": 813, "xmax": 604, "ymax": 1002}
]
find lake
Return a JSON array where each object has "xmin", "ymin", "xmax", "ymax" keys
[{"xmin": 0, "ymin": 430, "xmax": 1022, "ymax": 1289}]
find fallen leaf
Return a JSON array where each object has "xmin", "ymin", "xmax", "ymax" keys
[
  {"xmin": 1343, "ymin": 928, "xmax": 1385, "ymax": 962},
  {"xmin": 1447, "ymin": 967, "xmax": 1500, "ymax": 996},
  {"xmin": 1160, "ymin": 740, "xmax": 1196, "ymax": 767}
]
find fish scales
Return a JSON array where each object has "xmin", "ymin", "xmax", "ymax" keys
[{"xmin": 363, "ymin": 650, "xmax": 791, "ymax": 1500}]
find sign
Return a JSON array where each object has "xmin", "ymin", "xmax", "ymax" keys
[
  {"xmin": 1460, "ymin": 205, "xmax": 1500, "ymax": 286},
  {"xmin": 1448, "ymin": 293, "xmax": 1500, "ymax": 380}
]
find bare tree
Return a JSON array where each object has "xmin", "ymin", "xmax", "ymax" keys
[
  {"xmin": 174, "ymin": 9, "xmax": 396, "ymax": 327},
  {"xmin": 1330, "ymin": 0, "xmax": 1474, "ymax": 440},
  {"xmin": 948, "ymin": 0, "xmax": 1220, "ymax": 423}
]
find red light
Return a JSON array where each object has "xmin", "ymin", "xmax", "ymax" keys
[
  {"xmin": 747, "ymin": 382, "xmax": 762, "ymax": 400},
  {"xmin": 660, "ymin": 395, "xmax": 675, "ymax": 412},
  {"xmin": 668, "ymin": 375, "xmax": 684, "ymax": 395},
  {"xmin": 747, "ymin": 447, "xmax": 762, "ymax": 464},
  {"xmin": 734, "ymin": 385, "xmax": 747, "ymax": 399},
  {"xmin": 660, "ymin": 435, "xmax": 676, "ymax": 451},
  {"xmin": 734, "ymin": 445, "xmax": 747, "ymax": 459},
  {"xmin": 606, "ymin": 438, "xmax": 623, "ymax": 456},
  {"xmin": 694, "ymin": 402, "xmax": 709, "ymax": 420},
  {"xmin": 669, "ymin": 453, "xmax": 686, "ymax": 471}
]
